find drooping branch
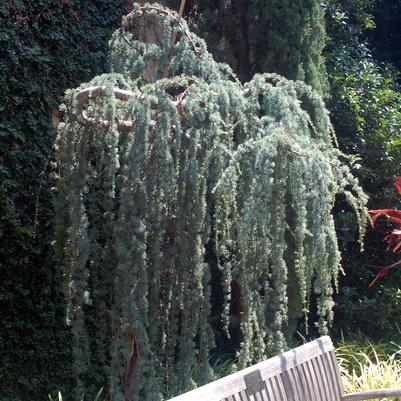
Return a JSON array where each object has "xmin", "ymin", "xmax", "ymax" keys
[{"xmin": 75, "ymin": 86, "xmax": 135, "ymax": 131}]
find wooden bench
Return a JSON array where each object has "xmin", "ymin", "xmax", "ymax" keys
[{"xmin": 167, "ymin": 336, "xmax": 401, "ymax": 401}]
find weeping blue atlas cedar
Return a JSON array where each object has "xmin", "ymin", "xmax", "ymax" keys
[{"xmin": 54, "ymin": 3, "xmax": 368, "ymax": 400}]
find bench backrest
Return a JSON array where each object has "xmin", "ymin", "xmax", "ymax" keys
[{"xmin": 168, "ymin": 336, "xmax": 343, "ymax": 401}]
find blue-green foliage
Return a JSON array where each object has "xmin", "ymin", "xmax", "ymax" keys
[{"xmin": 56, "ymin": 4, "xmax": 368, "ymax": 399}]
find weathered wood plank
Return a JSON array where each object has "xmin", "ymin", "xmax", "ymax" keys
[
  {"xmin": 329, "ymin": 351, "xmax": 345, "ymax": 396},
  {"xmin": 325, "ymin": 351, "xmax": 343, "ymax": 400},
  {"xmin": 265, "ymin": 376, "xmax": 281, "ymax": 401},
  {"xmin": 285, "ymin": 368, "xmax": 303, "ymax": 401},
  {"xmin": 317, "ymin": 353, "xmax": 337, "ymax": 401},
  {"xmin": 297, "ymin": 362, "xmax": 312, "ymax": 401},
  {"xmin": 303, "ymin": 359, "xmax": 320, "ymax": 400},
  {"xmin": 342, "ymin": 387, "xmax": 401, "ymax": 401},
  {"xmin": 272, "ymin": 373, "xmax": 288, "ymax": 401},
  {"xmin": 311, "ymin": 355, "xmax": 327, "ymax": 400}
]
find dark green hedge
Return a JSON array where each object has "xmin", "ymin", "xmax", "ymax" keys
[{"xmin": 0, "ymin": 1, "xmax": 125, "ymax": 399}]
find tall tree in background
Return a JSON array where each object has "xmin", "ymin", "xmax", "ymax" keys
[{"xmin": 163, "ymin": 0, "xmax": 327, "ymax": 92}]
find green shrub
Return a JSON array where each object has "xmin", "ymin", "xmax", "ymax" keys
[
  {"xmin": 337, "ymin": 340, "xmax": 401, "ymax": 400},
  {"xmin": 209, "ymin": 355, "xmax": 237, "ymax": 380},
  {"xmin": 326, "ymin": 0, "xmax": 401, "ymax": 342}
]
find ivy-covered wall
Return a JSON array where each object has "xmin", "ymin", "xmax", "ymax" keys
[{"xmin": 0, "ymin": 1, "xmax": 126, "ymax": 399}]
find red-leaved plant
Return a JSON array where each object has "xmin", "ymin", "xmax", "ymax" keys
[{"xmin": 368, "ymin": 177, "xmax": 401, "ymax": 287}]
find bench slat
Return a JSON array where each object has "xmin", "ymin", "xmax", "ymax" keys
[
  {"xmin": 329, "ymin": 350, "xmax": 345, "ymax": 396},
  {"xmin": 316, "ymin": 353, "xmax": 332, "ymax": 400},
  {"xmin": 324, "ymin": 351, "xmax": 343, "ymax": 400},
  {"xmin": 304, "ymin": 359, "xmax": 321, "ymax": 400},
  {"xmin": 298, "ymin": 361, "xmax": 314, "ymax": 400},
  {"xmin": 266, "ymin": 376, "xmax": 284, "ymax": 401}
]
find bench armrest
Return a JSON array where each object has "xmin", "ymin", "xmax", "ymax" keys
[{"xmin": 342, "ymin": 387, "xmax": 401, "ymax": 401}]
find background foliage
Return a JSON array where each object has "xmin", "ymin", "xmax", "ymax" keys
[
  {"xmin": 324, "ymin": 0, "xmax": 401, "ymax": 341},
  {"xmin": 338, "ymin": 337, "xmax": 401, "ymax": 401},
  {"xmin": 0, "ymin": 1, "xmax": 126, "ymax": 400}
]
